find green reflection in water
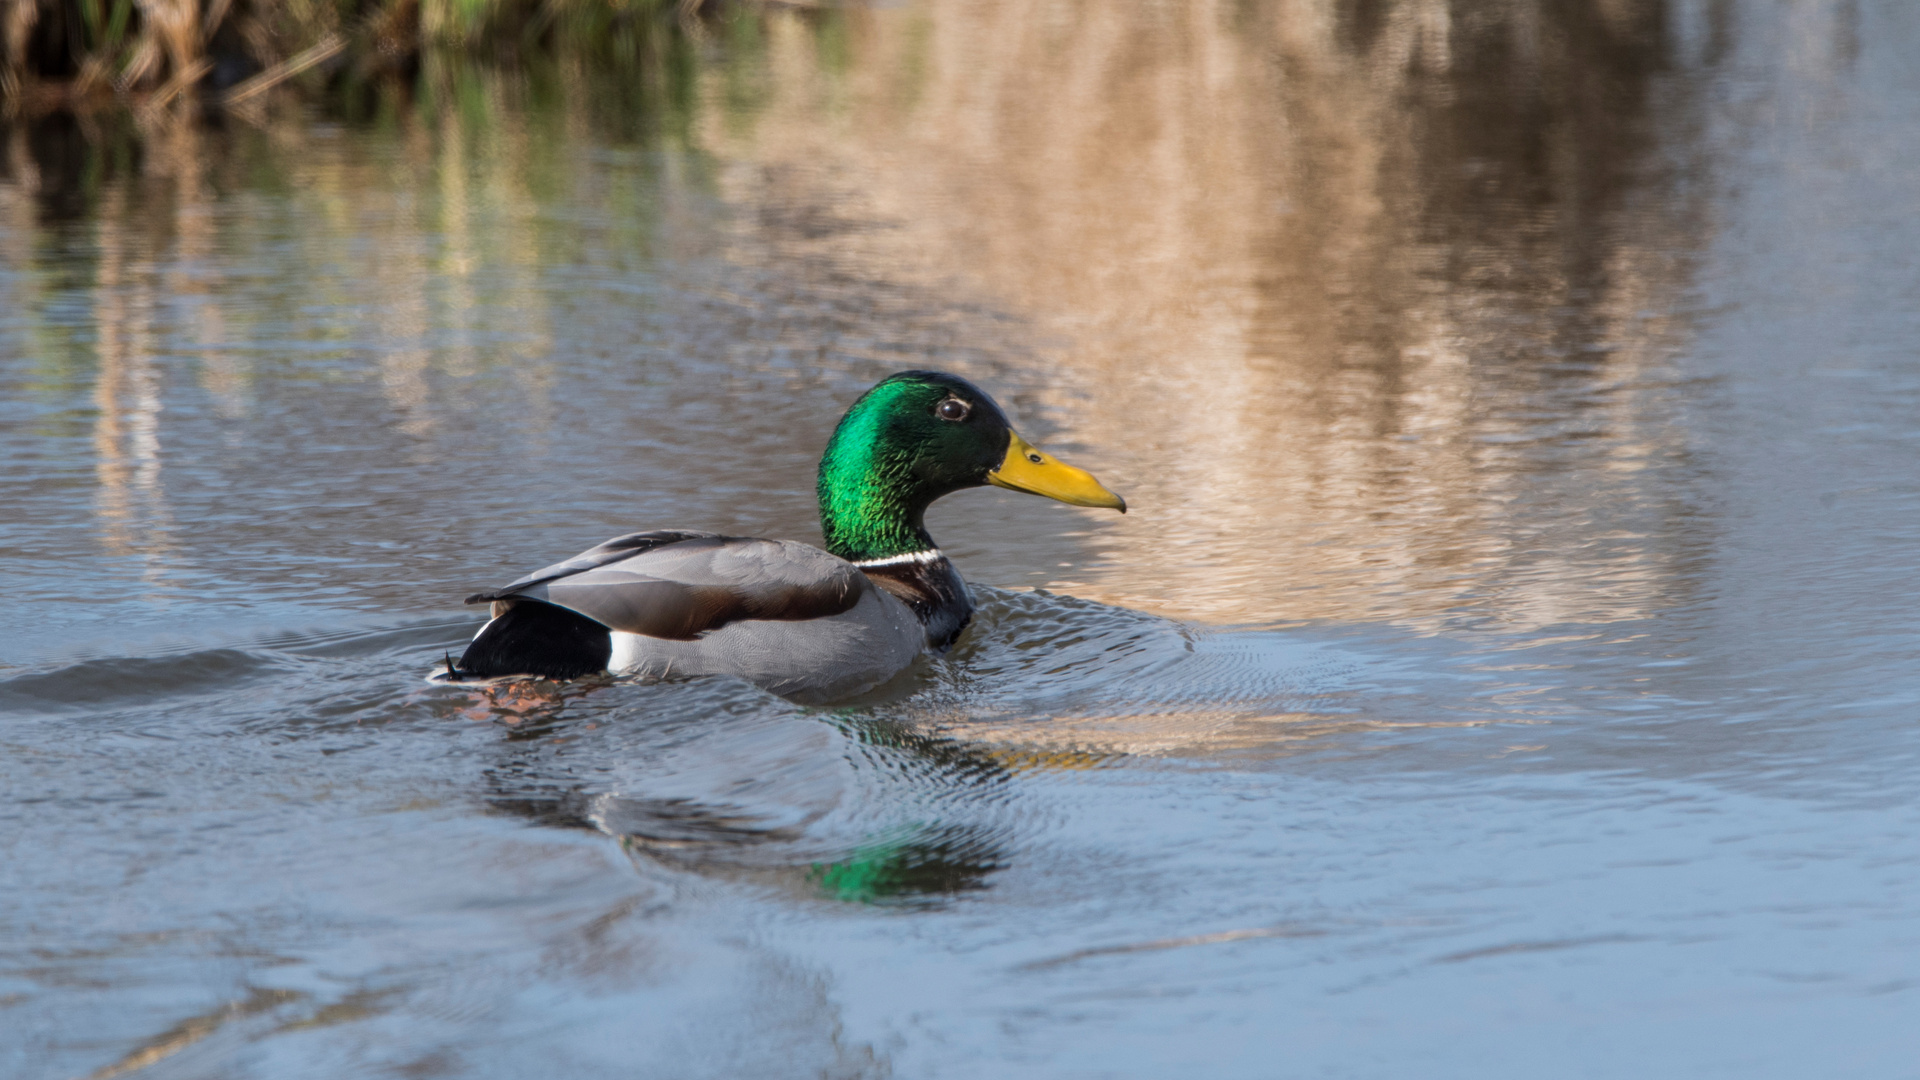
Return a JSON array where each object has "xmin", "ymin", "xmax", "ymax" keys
[{"xmin": 809, "ymin": 822, "xmax": 1004, "ymax": 904}]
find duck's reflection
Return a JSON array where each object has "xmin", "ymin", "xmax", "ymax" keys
[
  {"xmin": 804, "ymin": 820, "xmax": 1003, "ymax": 903},
  {"xmin": 476, "ymin": 684, "xmax": 1016, "ymax": 903}
]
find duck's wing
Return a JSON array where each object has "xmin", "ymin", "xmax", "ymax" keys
[
  {"xmin": 473, "ymin": 530, "xmax": 723, "ymax": 596},
  {"xmin": 466, "ymin": 533, "xmax": 870, "ymax": 641}
]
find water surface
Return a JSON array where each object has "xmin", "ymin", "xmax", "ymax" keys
[{"xmin": 5, "ymin": 3, "xmax": 1919, "ymax": 1077}]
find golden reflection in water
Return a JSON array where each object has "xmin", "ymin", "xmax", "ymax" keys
[
  {"xmin": 88, "ymin": 176, "xmax": 180, "ymax": 590},
  {"xmin": 957, "ymin": 709, "xmax": 1419, "ymax": 759},
  {"xmin": 150, "ymin": 109, "xmax": 255, "ymax": 419},
  {"xmin": 6, "ymin": 84, "xmax": 595, "ymax": 582},
  {"xmin": 292, "ymin": 60, "xmax": 565, "ymax": 446},
  {"xmin": 9, "ymin": 2, "xmax": 1720, "ymax": 636},
  {"xmin": 0, "ymin": 128, "xmax": 29, "ymax": 314},
  {"xmin": 695, "ymin": 0, "xmax": 1714, "ymax": 630}
]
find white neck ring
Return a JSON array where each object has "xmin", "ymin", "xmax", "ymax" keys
[{"xmin": 853, "ymin": 548, "xmax": 946, "ymax": 569}]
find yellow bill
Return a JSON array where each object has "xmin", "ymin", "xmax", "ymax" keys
[{"xmin": 987, "ymin": 431, "xmax": 1127, "ymax": 512}]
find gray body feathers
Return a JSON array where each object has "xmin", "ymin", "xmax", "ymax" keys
[{"xmin": 464, "ymin": 531, "xmax": 938, "ymax": 701}]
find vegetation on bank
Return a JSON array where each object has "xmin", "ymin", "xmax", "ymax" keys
[{"xmin": 0, "ymin": 0, "xmax": 761, "ymax": 113}]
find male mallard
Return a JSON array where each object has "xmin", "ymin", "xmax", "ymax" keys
[{"xmin": 451, "ymin": 370, "xmax": 1125, "ymax": 700}]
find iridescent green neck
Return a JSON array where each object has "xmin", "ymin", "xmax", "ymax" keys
[{"xmin": 817, "ymin": 384, "xmax": 938, "ymax": 562}]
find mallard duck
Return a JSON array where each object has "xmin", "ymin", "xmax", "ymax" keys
[{"xmin": 449, "ymin": 370, "xmax": 1125, "ymax": 701}]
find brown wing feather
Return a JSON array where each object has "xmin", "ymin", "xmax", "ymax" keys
[{"xmin": 540, "ymin": 571, "xmax": 865, "ymax": 640}]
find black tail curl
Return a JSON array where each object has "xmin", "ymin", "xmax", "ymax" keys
[{"xmin": 453, "ymin": 600, "xmax": 614, "ymax": 681}]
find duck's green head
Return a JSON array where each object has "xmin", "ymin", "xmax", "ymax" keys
[{"xmin": 817, "ymin": 370, "xmax": 1126, "ymax": 562}]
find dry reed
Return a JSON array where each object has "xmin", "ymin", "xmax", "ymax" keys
[{"xmin": 0, "ymin": 0, "xmax": 726, "ymax": 113}]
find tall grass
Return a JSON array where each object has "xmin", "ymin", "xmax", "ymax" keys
[{"xmin": 0, "ymin": 0, "xmax": 735, "ymax": 111}]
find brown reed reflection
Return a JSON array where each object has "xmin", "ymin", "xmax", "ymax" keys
[
  {"xmin": 3, "ymin": 2, "xmax": 1739, "ymax": 632},
  {"xmin": 87, "ymin": 179, "xmax": 182, "ymax": 588},
  {"xmin": 693, "ymin": 0, "xmax": 1722, "ymax": 629},
  {"xmin": 0, "ymin": 65, "xmax": 600, "ymax": 575}
]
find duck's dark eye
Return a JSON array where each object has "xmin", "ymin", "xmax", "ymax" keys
[{"xmin": 936, "ymin": 398, "xmax": 971, "ymax": 422}]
